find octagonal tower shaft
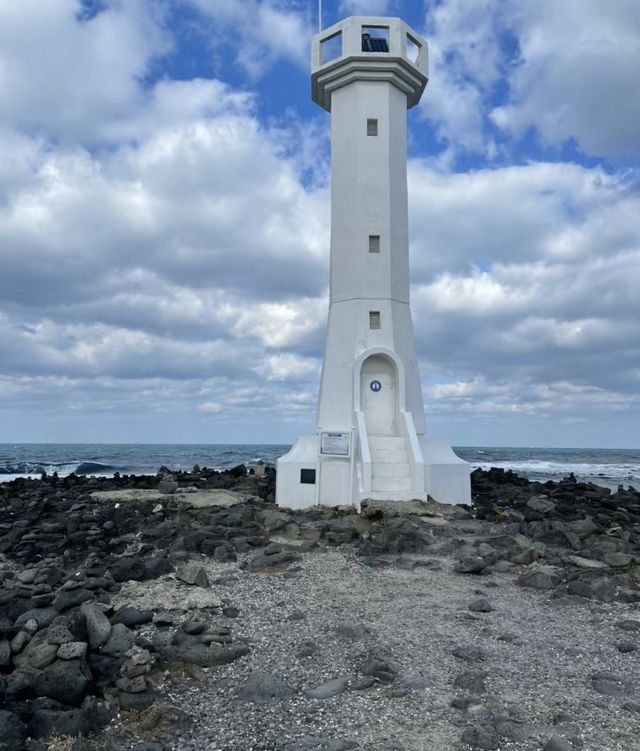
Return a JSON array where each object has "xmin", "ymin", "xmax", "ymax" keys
[
  {"xmin": 312, "ymin": 17, "xmax": 428, "ymax": 435},
  {"xmin": 330, "ymin": 83, "xmax": 410, "ymax": 305}
]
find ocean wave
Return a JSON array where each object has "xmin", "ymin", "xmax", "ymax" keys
[
  {"xmin": 0, "ymin": 461, "xmax": 124, "ymax": 477},
  {"xmin": 0, "ymin": 462, "xmax": 51, "ymax": 475},
  {"xmin": 473, "ymin": 459, "xmax": 640, "ymax": 481},
  {"xmin": 74, "ymin": 461, "xmax": 121, "ymax": 475}
]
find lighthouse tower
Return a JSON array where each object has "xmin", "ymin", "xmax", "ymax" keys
[{"xmin": 276, "ymin": 17, "xmax": 470, "ymax": 509}]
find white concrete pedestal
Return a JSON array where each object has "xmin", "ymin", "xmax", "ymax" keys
[{"xmin": 276, "ymin": 432, "xmax": 470, "ymax": 509}]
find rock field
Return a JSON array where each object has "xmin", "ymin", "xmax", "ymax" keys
[{"xmin": 0, "ymin": 465, "xmax": 639, "ymax": 750}]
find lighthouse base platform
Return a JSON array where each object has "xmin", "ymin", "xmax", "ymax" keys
[{"xmin": 276, "ymin": 433, "xmax": 470, "ymax": 511}]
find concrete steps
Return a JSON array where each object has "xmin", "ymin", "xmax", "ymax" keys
[
  {"xmin": 369, "ymin": 435, "xmax": 407, "ymax": 464},
  {"xmin": 371, "ymin": 476, "xmax": 412, "ymax": 492},
  {"xmin": 373, "ymin": 462, "xmax": 411, "ymax": 478},
  {"xmin": 369, "ymin": 435, "xmax": 412, "ymax": 494},
  {"xmin": 366, "ymin": 490, "xmax": 421, "ymax": 502}
]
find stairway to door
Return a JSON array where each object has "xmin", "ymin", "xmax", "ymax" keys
[
  {"xmin": 361, "ymin": 354, "xmax": 413, "ymax": 498},
  {"xmin": 369, "ymin": 435, "xmax": 411, "ymax": 494}
]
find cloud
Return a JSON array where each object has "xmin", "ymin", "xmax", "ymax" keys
[
  {"xmin": 491, "ymin": 0, "xmax": 640, "ymax": 160},
  {"xmin": 0, "ymin": 0, "xmax": 329, "ymax": 438},
  {"xmin": 230, "ymin": 298, "xmax": 326, "ymax": 350},
  {"xmin": 260, "ymin": 353, "xmax": 319, "ymax": 381},
  {"xmin": 419, "ymin": 0, "xmax": 640, "ymax": 160},
  {"xmin": 198, "ymin": 402, "xmax": 222, "ymax": 413},
  {"xmin": 0, "ymin": 0, "xmax": 171, "ymax": 144},
  {"xmin": 2, "ymin": 140, "xmax": 637, "ymax": 439},
  {"xmin": 103, "ymin": 78, "xmax": 255, "ymax": 144},
  {"xmin": 184, "ymin": 0, "xmax": 310, "ymax": 78},
  {"xmin": 419, "ymin": 0, "xmax": 503, "ymax": 154},
  {"xmin": 406, "ymin": 157, "xmax": 640, "ymax": 434},
  {"xmin": 1, "ymin": 119, "xmax": 638, "ymax": 441},
  {"xmin": 0, "ymin": 109, "xmax": 329, "ymax": 312},
  {"xmin": 425, "ymin": 377, "xmax": 639, "ymax": 420},
  {"xmin": 408, "ymin": 160, "xmax": 637, "ymax": 277},
  {"xmin": 0, "ymin": 313, "xmax": 262, "ymax": 381}
]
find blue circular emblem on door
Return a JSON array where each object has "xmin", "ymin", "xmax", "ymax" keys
[{"xmin": 370, "ymin": 380, "xmax": 382, "ymax": 392}]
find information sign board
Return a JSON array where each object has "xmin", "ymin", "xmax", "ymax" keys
[{"xmin": 320, "ymin": 431, "xmax": 351, "ymax": 456}]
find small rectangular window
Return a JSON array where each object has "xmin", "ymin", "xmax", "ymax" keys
[
  {"xmin": 369, "ymin": 311, "xmax": 381, "ymax": 330},
  {"xmin": 300, "ymin": 468, "xmax": 316, "ymax": 485},
  {"xmin": 367, "ymin": 118, "xmax": 378, "ymax": 136},
  {"xmin": 369, "ymin": 235, "xmax": 380, "ymax": 253}
]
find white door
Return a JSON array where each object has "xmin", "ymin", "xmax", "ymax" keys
[{"xmin": 361, "ymin": 355, "xmax": 396, "ymax": 435}]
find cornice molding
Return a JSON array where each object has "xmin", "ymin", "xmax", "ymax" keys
[{"xmin": 311, "ymin": 56, "xmax": 428, "ymax": 112}]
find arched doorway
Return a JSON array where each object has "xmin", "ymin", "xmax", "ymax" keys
[{"xmin": 360, "ymin": 354, "xmax": 397, "ymax": 436}]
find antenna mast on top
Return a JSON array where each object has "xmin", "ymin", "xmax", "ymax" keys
[{"xmin": 318, "ymin": 0, "xmax": 322, "ymax": 32}]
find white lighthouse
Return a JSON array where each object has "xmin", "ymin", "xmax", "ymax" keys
[{"xmin": 276, "ymin": 16, "xmax": 470, "ymax": 510}]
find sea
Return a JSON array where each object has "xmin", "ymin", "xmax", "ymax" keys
[{"xmin": 0, "ymin": 444, "xmax": 639, "ymax": 490}]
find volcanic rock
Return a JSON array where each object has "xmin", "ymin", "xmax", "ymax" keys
[
  {"xmin": 359, "ymin": 657, "xmax": 397, "ymax": 683},
  {"xmin": 110, "ymin": 555, "xmax": 148, "ymax": 583},
  {"xmin": 57, "ymin": 641, "xmax": 88, "ymax": 660},
  {"xmin": 468, "ymin": 597, "xmax": 493, "ymax": 613},
  {"xmin": 175, "ymin": 563, "xmax": 210, "ymax": 588},
  {"xmin": 0, "ymin": 639, "xmax": 10, "ymax": 667},
  {"xmin": 526, "ymin": 496, "xmax": 556, "ymax": 514},
  {"xmin": 616, "ymin": 619, "xmax": 640, "ymax": 632},
  {"xmin": 451, "ymin": 646, "xmax": 485, "ymax": 663},
  {"xmin": 81, "ymin": 601, "xmax": 112, "ymax": 649},
  {"xmin": 454, "ymin": 556, "xmax": 486, "ymax": 574},
  {"xmin": 158, "ymin": 475, "xmax": 178, "ymax": 495},
  {"xmin": 29, "ymin": 708, "xmax": 89, "ymax": 739},
  {"xmin": 453, "ymin": 670, "xmax": 488, "ymax": 693},
  {"xmin": 238, "ymin": 672, "xmax": 294, "ymax": 704},
  {"xmin": 14, "ymin": 607, "xmax": 58, "ymax": 630},
  {"xmin": 604, "ymin": 552, "xmax": 633, "ymax": 567},
  {"xmin": 590, "ymin": 671, "xmax": 628, "ymax": 696},
  {"xmin": 52, "ymin": 587, "xmax": 94, "ymax": 612},
  {"xmin": 461, "ymin": 725, "xmax": 500, "ymax": 750},
  {"xmin": 35, "ymin": 659, "xmax": 92, "ymax": 706},
  {"xmin": 111, "ymin": 606, "xmax": 154, "ymax": 627},
  {"xmin": 306, "ymin": 677, "xmax": 351, "ymax": 699},
  {"xmin": 101, "ymin": 623, "xmax": 134, "ymax": 656},
  {"xmin": 0, "ymin": 710, "xmax": 26, "ymax": 750},
  {"xmin": 543, "ymin": 738, "xmax": 574, "ymax": 751},
  {"xmin": 518, "ymin": 566, "xmax": 562, "ymax": 590}
]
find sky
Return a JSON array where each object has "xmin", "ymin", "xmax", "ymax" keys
[{"xmin": 0, "ymin": 0, "xmax": 638, "ymax": 448}]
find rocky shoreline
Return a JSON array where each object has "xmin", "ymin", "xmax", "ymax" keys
[{"xmin": 1, "ymin": 466, "xmax": 639, "ymax": 750}]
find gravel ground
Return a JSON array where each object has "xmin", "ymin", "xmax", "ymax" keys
[{"xmin": 114, "ymin": 548, "xmax": 640, "ymax": 751}]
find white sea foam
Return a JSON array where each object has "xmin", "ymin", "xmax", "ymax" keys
[
  {"xmin": 473, "ymin": 459, "xmax": 640, "ymax": 483},
  {"xmin": 0, "ymin": 473, "xmax": 41, "ymax": 483},
  {"xmin": 0, "ymin": 461, "xmax": 124, "ymax": 482}
]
